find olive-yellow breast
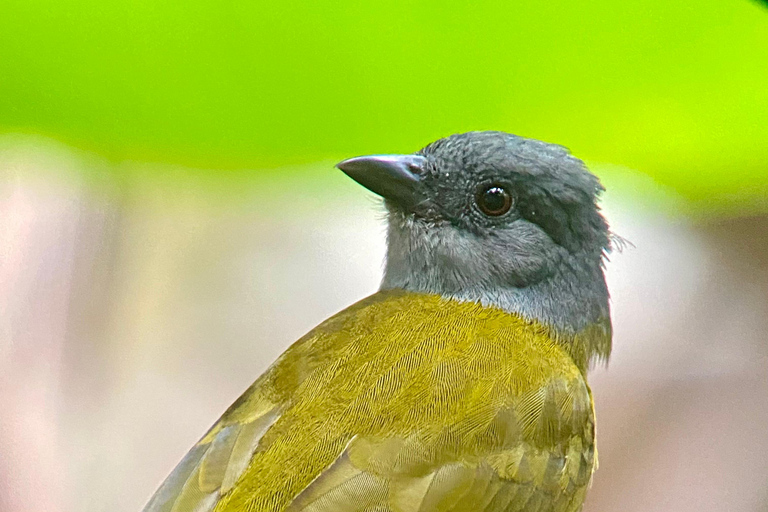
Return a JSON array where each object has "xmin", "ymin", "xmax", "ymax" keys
[{"xmin": 142, "ymin": 131, "xmax": 613, "ymax": 512}]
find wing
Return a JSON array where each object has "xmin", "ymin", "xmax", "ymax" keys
[
  {"xmin": 141, "ymin": 291, "xmax": 389, "ymax": 512},
  {"xmin": 142, "ymin": 400, "xmax": 281, "ymax": 512},
  {"xmin": 143, "ymin": 291, "xmax": 597, "ymax": 512},
  {"xmin": 285, "ymin": 373, "xmax": 595, "ymax": 512}
]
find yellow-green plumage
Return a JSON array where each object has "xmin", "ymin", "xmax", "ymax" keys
[
  {"xmin": 146, "ymin": 290, "xmax": 603, "ymax": 512},
  {"xmin": 145, "ymin": 131, "xmax": 616, "ymax": 512}
]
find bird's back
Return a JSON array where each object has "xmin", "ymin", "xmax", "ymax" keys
[{"xmin": 144, "ymin": 290, "xmax": 596, "ymax": 512}]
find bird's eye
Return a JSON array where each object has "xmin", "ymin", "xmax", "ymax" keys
[{"xmin": 476, "ymin": 184, "xmax": 513, "ymax": 216}]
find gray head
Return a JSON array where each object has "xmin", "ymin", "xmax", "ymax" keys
[{"xmin": 337, "ymin": 131, "xmax": 612, "ymax": 368}]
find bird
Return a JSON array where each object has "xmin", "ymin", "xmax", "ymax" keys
[{"xmin": 142, "ymin": 131, "xmax": 613, "ymax": 512}]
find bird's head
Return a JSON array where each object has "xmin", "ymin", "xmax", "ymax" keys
[{"xmin": 337, "ymin": 131, "xmax": 612, "ymax": 364}]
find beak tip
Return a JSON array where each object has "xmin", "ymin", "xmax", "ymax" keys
[
  {"xmin": 334, "ymin": 157, "xmax": 360, "ymax": 174},
  {"xmin": 333, "ymin": 154, "xmax": 426, "ymax": 208}
]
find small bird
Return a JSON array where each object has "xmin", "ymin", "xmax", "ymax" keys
[{"xmin": 143, "ymin": 131, "xmax": 613, "ymax": 512}]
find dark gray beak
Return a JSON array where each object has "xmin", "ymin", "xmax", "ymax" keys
[{"xmin": 336, "ymin": 154, "xmax": 426, "ymax": 209}]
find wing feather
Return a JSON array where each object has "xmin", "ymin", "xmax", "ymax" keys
[
  {"xmin": 142, "ymin": 444, "xmax": 208, "ymax": 512},
  {"xmin": 221, "ymin": 407, "xmax": 282, "ymax": 493},
  {"xmin": 198, "ymin": 426, "xmax": 238, "ymax": 493},
  {"xmin": 287, "ymin": 450, "xmax": 388, "ymax": 512},
  {"xmin": 142, "ymin": 405, "xmax": 280, "ymax": 512},
  {"xmin": 284, "ymin": 374, "xmax": 594, "ymax": 512},
  {"xmin": 170, "ymin": 463, "xmax": 217, "ymax": 512},
  {"xmin": 142, "ymin": 292, "xmax": 602, "ymax": 512}
]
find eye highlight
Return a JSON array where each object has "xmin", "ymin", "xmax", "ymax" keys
[{"xmin": 476, "ymin": 184, "xmax": 513, "ymax": 216}]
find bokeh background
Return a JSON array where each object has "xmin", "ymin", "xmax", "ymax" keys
[{"xmin": 2, "ymin": 1, "xmax": 768, "ymax": 511}]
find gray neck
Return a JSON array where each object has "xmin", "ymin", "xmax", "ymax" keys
[
  {"xmin": 379, "ymin": 218, "xmax": 612, "ymax": 368},
  {"xmin": 381, "ymin": 254, "xmax": 609, "ymax": 334}
]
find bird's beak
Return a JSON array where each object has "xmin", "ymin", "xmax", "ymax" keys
[{"xmin": 336, "ymin": 154, "xmax": 426, "ymax": 210}]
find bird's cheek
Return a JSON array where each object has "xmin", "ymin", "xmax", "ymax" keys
[{"xmin": 486, "ymin": 230, "xmax": 556, "ymax": 287}]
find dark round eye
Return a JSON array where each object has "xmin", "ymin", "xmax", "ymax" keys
[{"xmin": 476, "ymin": 184, "xmax": 513, "ymax": 216}]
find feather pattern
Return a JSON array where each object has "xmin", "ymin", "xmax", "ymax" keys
[
  {"xmin": 143, "ymin": 406, "xmax": 280, "ymax": 512},
  {"xmin": 143, "ymin": 290, "xmax": 605, "ymax": 512}
]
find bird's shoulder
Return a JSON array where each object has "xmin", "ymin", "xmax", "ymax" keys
[{"xmin": 144, "ymin": 290, "xmax": 595, "ymax": 512}]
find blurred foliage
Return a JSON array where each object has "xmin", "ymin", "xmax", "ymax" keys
[{"xmin": 0, "ymin": 0, "xmax": 767, "ymax": 212}]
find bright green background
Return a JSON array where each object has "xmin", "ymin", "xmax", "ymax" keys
[{"xmin": 1, "ymin": 0, "xmax": 767, "ymax": 211}]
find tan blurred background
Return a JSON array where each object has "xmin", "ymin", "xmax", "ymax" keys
[{"xmin": 1, "ymin": 135, "xmax": 767, "ymax": 512}]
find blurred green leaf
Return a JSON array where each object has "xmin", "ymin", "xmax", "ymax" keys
[{"xmin": 1, "ymin": 0, "xmax": 767, "ymax": 212}]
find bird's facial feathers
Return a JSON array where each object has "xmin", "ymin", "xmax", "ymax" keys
[
  {"xmin": 409, "ymin": 131, "xmax": 610, "ymax": 258},
  {"xmin": 339, "ymin": 131, "xmax": 612, "ymax": 348}
]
